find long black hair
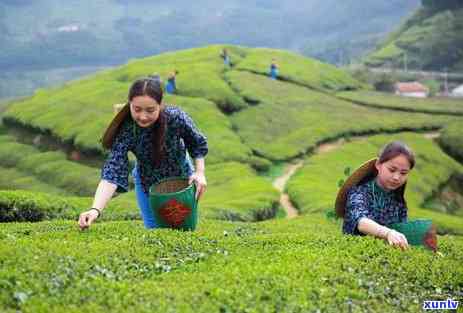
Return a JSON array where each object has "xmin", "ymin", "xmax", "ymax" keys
[{"xmin": 102, "ymin": 75, "xmax": 166, "ymax": 167}]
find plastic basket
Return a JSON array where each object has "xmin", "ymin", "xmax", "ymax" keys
[
  {"xmin": 149, "ymin": 177, "xmax": 198, "ymax": 231},
  {"xmin": 389, "ymin": 219, "xmax": 437, "ymax": 251}
]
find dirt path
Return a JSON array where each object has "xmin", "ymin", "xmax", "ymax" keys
[
  {"xmin": 272, "ymin": 161, "xmax": 303, "ymax": 218},
  {"xmin": 423, "ymin": 131, "xmax": 441, "ymax": 140},
  {"xmin": 273, "ymin": 130, "xmax": 441, "ymax": 219}
]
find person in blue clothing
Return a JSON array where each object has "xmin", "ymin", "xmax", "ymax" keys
[
  {"xmin": 269, "ymin": 58, "xmax": 278, "ymax": 80},
  {"xmin": 220, "ymin": 48, "xmax": 231, "ymax": 67},
  {"xmin": 335, "ymin": 141, "xmax": 415, "ymax": 250},
  {"xmin": 78, "ymin": 75, "xmax": 208, "ymax": 230},
  {"xmin": 165, "ymin": 70, "xmax": 178, "ymax": 94}
]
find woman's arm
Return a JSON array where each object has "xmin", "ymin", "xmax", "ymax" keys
[
  {"xmin": 78, "ymin": 121, "xmax": 132, "ymax": 230},
  {"xmin": 78, "ymin": 180, "xmax": 118, "ymax": 230},
  {"xmin": 358, "ymin": 217, "xmax": 409, "ymax": 250},
  {"xmin": 188, "ymin": 158, "xmax": 206, "ymax": 200}
]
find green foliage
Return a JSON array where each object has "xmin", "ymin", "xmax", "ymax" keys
[
  {"xmin": 286, "ymin": 132, "xmax": 463, "ymax": 235},
  {"xmin": 366, "ymin": 8, "xmax": 463, "ymax": 71},
  {"xmin": 164, "ymin": 95, "xmax": 252, "ymax": 165},
  {"xmin": 421, "ymin": 79, "xmax": 440, "ymax": 96},
  {"xmin": 235, "ymin": 48, "xmax": 364, "ymax": 92},
  {"xmin": 0, "ymin": 43, "xmax": 463, "ymax": 311},
  {"xmin": 0, "ymin": 162, "xmax": 279, "ymax": 223},
  {"xmin": 201, "ymin": 162, "xmax": 280, "ymax": 221},
  {"xmin": 0, "ymin": 167, "xmax": 66, "ymax": 195},
  {"xmin": 0, "ymin": 217, "xmax": 461, "ymax": 312},
  {"xmin": 0, "ymin": 0, "xmax": 420, "ymax": 74},
  {"xmin": 438, "ymin": 121, "xmax": 463, "ymax": 163},
  {"xmin": 0, "ymin": 135, "xmax": 100, "ymax": 196},
  {"xmin": 3, "ymin": 46, "xmax": 252, "ymax": 161},
  {"xmin": 0, "ymin": 190, "xmax": 139, "ymax": 222},
  {"xmin": 111, "ymin": 45, "xmax": 249, "ymax": 113},
  {"xmin": 337, "ymin": 91, "xmax": 463, "ymax": 115},
  {"xmin": 422, "ymin": 0, "xmax": 463, "ymax": 10},
  {"xmin": 373, "ymin": 74, "xmax": 396, "ymax": 92},
  {"xmin": 227, "ymin": 70, "xmax": 459, "ymax": 160}
]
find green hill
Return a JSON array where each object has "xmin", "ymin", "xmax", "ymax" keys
[
  {"xmin": 1, "ymin": 45, "xmax": 463, "ymax": 312},
  {"xmin": 0, "ymin": 0, "xmax": 419, "ymax": 70},
  {"xmin": 3, "ymin": 45, "xmax": 364, "ymax": 159},
  {"xmin": 2, "ymin": 44, "xmax": 462, "ymax": 222},
  {"xmin": 365, "ymin": 2, "xmax": 463, "ymax": 70}
]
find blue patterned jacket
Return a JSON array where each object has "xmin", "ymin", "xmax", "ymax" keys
[
  {"xmin": 102, "ymin": 106, "xmax": 208, "ymax": 193},
  {"xmin": 343, "ymin": 179, "xmax": 408, "ymax": 235}
]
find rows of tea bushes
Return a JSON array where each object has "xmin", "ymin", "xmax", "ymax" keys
[
  {"xmin": 438, "ymin": 121, "xmax": 463, "ymax": 163},
  {"xmin": 0, "ymin": 135, "xmax": 100, "ymax": 196},
  {"xmin": 164, "ymin": 95, "xmax": 253, "ymax": 166},
  {"xmin": 227, "ymin": 70, "xmax": 460, "ymax": 160},
  {"xmin": 0, "ymin": 167, "xmax": 66, "ymax": 195},
  {"xmin": 286, "ymin": 132, "xmax": 463, "ymax": 235},
  {"xmin": 0, "ymin": 128, "xmax": 277, "ymax": 222},
  {"xmin": 2, "ymin": 46, "xmax": 253, "ymax": 157},
  {"xmin": 3, "ymin": 45, "xmax": 365, "ymax": 161},
  {"xmin": 0, "ymin": 190, "xmax": 140, "ymax": 222},
  {"xmin": 0, "ymin": 216, "xmax": 461, "ymax": 312},
  {"xmin": 109, "ymin": 45, "xmax": 249, "ymax": 113},
  {"xmin": 3, "ymin": 85, "xmax": 253, "ymax": 166},
  {"xmin": 0, "ymin": 161, "xmax": 280, "ymax": 223},
  {"xmin": 200, "ymin": 162, "xmax": 279, "ymax": 221},
  {"xmin": 337, "ymin": 91, "xmax": 463, "ymax": 115},
  {"xmin": 234, "ymin": 47, "xmax": 365, "ymax": 92}
]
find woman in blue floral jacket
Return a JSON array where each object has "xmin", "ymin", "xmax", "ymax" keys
[
  {"xmin": 335, "ymin": 141, "xmax": 416, "ymax": 250},
  {"xmin": 78, "ymin": 75, "xmax": 208, "ymax": 230}
]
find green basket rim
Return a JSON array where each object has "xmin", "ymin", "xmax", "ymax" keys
[
  {"xmin": 390, "ymin": 219, "xmax": 433, "ymax": 227},
  {"xmin": 149, "ymin": 176, "xmax": 195, "ymax": 197}
]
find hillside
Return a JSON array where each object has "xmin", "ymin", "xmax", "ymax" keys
[
  {"xmin": 0, "ymin": 0, "xmax": 419, "ymax": 70},
  {"xmin": 0, "ymin": 0, "xmax": 421, "ymax": 100},
  {"xmin": 365, "ymin": 2, "xmax": 463, "ymax": 71},
  {"xmin": 1, "ymin": 45, "xmax": 463, "ymax": 312}
]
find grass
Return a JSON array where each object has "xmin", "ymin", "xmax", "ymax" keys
[{"xmin": 286, "ymin": 132, "xmax": 463, "ymax": 235}]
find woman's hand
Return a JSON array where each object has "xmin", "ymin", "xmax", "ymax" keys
[
  {"xmin": 386, "ymin": 229, "xmax": 409, "ymax": 251},
  {"xmin": 189, "ymin": 172, "xmax": 207, "ymax": 200},
  {"xmin": 78, "ymin": 209, "xmax": 99, "ymax": 230}
]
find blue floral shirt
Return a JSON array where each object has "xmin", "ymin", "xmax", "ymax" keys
[
  {"xmin": 342, "ymin": 179, "xmax": 408, "ymax": 235},
  {"xmin": 102, "ymin": 106, "xmax": 208, "ymax": 193}
]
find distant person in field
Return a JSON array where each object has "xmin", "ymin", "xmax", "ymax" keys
[
  {"xmin": 165, "ymin": 70, "xmax": 178, "ymax": 94},
  {"xmin": 269, "ymin": 58, "xmax": 278, "ymax": 80},
  {"xmin": 78, "ymin": 75, "xmax": 208, "ymax": 230},
  {"xmin": 220, "ymin": 48, "xmax": 231, "ymax": 67},
  {"xmin": 335, "ymin": 141, "xmax": 415, "ymax": 250}
]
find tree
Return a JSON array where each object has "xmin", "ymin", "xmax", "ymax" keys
[{"xmin": 421, "ymin": 0, "xmax": 463, "ymax": 10}]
